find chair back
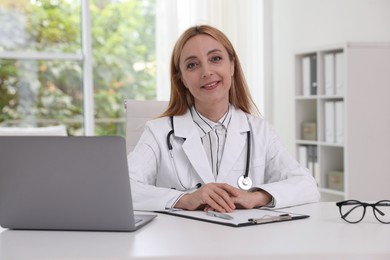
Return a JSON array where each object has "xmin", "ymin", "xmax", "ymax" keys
[{"xmin": 125, "ymin": 99, "xmax": 168, "ymax": 154}]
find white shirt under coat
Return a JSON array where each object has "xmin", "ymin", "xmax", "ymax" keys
[{"xmin": 128, "ymin": 106, "xmax": 320, "ymax": 211}]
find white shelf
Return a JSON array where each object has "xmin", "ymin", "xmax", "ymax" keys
[{"xmin": 294, "ymin": 42, "xmax": 390, "ymax": 202}]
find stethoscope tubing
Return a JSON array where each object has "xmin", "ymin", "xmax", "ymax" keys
[
  {"xmin": 244, "ymin": 130, "xmax": 251, "ymax": 179},
  {"xmin": 167, "ymin": 116, "xmax": 252, "ymax": 190}
]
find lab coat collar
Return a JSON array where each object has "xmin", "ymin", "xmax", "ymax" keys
[
  {"xmin": 190, "ymin": 105, "xmax": 232, "ymax": 138},
  {"xmin": 172, "ymin": 110, "xmax": 215, "ymax": 184},
  {"xmin": 172, "ymin": 108, "xmax": 250, "ymax": 184}
]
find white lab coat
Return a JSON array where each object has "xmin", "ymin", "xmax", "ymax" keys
[{"xmin": 128, "ymin": 107, "xmax": 320, "ymax": 211}]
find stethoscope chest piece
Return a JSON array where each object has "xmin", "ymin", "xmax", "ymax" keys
[{"xmin": 238, "ymin": 175, "xmax": 252, "ymax": 191}]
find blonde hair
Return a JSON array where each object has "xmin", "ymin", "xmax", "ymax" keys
[{"xmin": 161, "ymin": 25, "xmax": 259, "ymax": 117}]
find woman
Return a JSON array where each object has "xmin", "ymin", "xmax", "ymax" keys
[{"xmin": 128, "ymin": 25, "xmax": 320, "ymax": 212}]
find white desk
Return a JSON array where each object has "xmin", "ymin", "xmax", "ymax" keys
[{"xmin": 1, "ymin": 202, "xmax": 389, "ymax": 259}]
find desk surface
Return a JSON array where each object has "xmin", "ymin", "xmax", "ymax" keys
[{"xmin": 1, "ymin": 202, "xmax": 389, "ymax": 259}]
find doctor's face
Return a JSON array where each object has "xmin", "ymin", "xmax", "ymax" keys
[{"xmin": 179, "ymin": 34, "xmax": 234, "ymax": 112}]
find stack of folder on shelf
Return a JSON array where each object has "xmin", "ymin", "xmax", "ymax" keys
[
  {"xmin": 298, "ymin": 145, "xmax": 320, "ymax": 186},
  {"xmin": 324, "ymin": 52, "xmax": 344, "ymax": 96},
  {"xmin": 323, "ymin": 51, "xmax": 344, "ymax": 145},
  {"xmin": 324, "ymin": 101, "xmax": 344, "ymax": 144}
]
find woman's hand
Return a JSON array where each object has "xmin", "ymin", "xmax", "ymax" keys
[
  {"xmin": 175, "ymin": 183, "xmax": 239, "ymax": 212},
  {"xmin": 203, "ymin": 188, "xmax": 273, "ymax": 212},
  {"xmin": 175, "ymin": 183, "xmax": 273, "ymax": 212},
  {"xmin": 232, "ymin": 189, "xmax": 272, "ymax": 209}
]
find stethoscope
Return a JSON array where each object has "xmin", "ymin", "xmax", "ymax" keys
[{"xmin": 167, "ymin": 116, "xmax": 253, "ymax": 191}]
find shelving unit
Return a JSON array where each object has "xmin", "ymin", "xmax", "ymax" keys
[{"xmin": 294, "ymin": 42, "xmax": 390, "ymax": 201}]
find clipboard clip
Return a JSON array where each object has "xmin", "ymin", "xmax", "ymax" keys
[{"xmin": 248, "ymin": 213, "xmax": 292, "ymax": 224}]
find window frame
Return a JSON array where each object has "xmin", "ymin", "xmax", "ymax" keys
[{"xmin": 0, "ymin": 0, "xmax": 95, "ymax": 135}]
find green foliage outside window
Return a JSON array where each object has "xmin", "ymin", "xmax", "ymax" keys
[
  {"xmin": 91, "ymin": 0, "xmax": 156, "ymax": 135},
  {"xmin": 0, "ymin": 0, "xmax": 156, "ymax": 136}
]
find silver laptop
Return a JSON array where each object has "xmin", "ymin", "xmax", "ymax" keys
[{"xmin": 0, "ymin": 136, "xmax": 156, "ymax": 231}]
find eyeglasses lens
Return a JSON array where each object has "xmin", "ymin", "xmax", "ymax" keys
[
  {"xmin": 340, "ymin": 201, "xmax": 365, "ymax": 223},
  {"xmin": 374, "ymin": 201, "xmax": 390, "ymax": 223}
]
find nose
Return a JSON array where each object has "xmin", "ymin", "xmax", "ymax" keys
[{"xmin": 201, "ymin": 64, "xmax": 213, "ymax": 78}]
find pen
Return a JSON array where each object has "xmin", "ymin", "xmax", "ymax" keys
[
  {"xmin": 206, "ymin": 211, "xmax": 234, "ymax": 220},
  {"xmin": 248, "ymin": 214, "xmax": 292, "ymax": 224}
]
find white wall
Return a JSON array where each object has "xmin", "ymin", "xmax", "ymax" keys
[{"xmin": 272, "ymin": 0, "xmax": 390, "ymax": 155}]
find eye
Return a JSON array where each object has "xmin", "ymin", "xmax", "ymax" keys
[
  {"xmin": 210, "ymin": 56, "xmax": 222, "ymax": 62},
  {"xmin": 186, "ymin": 62, "xmax": 198, "ymax": 70}
]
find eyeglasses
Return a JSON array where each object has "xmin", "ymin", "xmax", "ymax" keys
[{"xmin": 336, "ymin": 200, "xmax": 390, "ymax": 224}]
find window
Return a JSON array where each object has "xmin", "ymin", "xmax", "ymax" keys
[{"xmin": 0, "ymin": 0, "xmax": 156, "ymax": 136}]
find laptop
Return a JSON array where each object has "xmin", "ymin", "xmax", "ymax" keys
[{"xmin": 0, "ymin": 136, "xmax": 156, "ymax": 231}]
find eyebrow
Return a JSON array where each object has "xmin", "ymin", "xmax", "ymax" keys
[{"xmin": 183, "ymin": 48, "xmax": 223, "ymax": 63}]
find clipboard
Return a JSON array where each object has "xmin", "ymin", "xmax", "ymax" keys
[{"xmin": 156, "ymin": 208, "xmax": 309, "ymax": 227}]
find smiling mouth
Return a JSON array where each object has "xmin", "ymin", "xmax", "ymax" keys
[{"xmin": 202, "ymin": 81, "xmax": 219, "ymax": 90}]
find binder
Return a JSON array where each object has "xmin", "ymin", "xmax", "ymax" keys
[
  {"xmin": 307, "ymin": 146, "xmax": 314, "ymax": 177},
  {"xmin": 325, "ymin": 101, "xmax": 335, "ymax": 143},
  {"xmin": 298, "ymin": 145, "xmax": 308, "ymax": 168},
  {"xmin": 335, "ymin": 101, "xmax": 344, "ymax": 144},
  {"xmin": 298, "ymin": 145, "xmax": 320, "ymax": 185},
  {"xmin": 307, "ymin": 146, "xmax": 320, "ymax": 186},
  {"xmin": 302, "ymin": 56, "xmax": 311, "ymax": 96},
  {"xmin": 157, "ymin": 208, "xmax": 309, "ymax": 227},
  {"xmin": 310, "ymin": 55, "xmax": 317, "ymax": 95},
  {"xmin": 324, "ymin": 53, "xmax": 335, "ymax": 96},
  {"xmin": 335, "ymin": 52, "xmax": 344, "ymax": 96}
]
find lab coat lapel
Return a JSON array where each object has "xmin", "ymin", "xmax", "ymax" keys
[
  {"xmin": 173, "ymin": 112, "xmax": 215, "ymax": 184},
  {"xmin": 217, "ymin": 108, "xmax": 250, "ymax": 182}
]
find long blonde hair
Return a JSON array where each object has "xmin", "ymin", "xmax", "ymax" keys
[{"xmin": 161, "ymin": 25, "xmax": 259, "ymax": 117}]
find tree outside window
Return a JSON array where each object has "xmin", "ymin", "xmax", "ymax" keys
[{"xmin": 0, "ymin": 0, "xmax": 156, "ymax": 136}]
